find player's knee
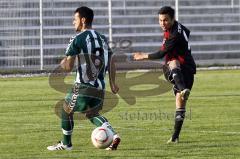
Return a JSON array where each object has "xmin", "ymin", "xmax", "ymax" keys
[
  {"xmin": 163, "ymin": 64, "xmax": 174, "ymax": 83},
  {"xmin": 171, "ymin": 68, "xmax": 184, "ymax": 84},
  {"xmin": 168, "ymin": 60, "xmax": 180, "ymax": 70},
  {"xmin": 171, "ymin": 67, "xmax": 181, "ymax": 77}
]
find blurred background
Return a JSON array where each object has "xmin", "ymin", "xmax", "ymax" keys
[{"xmin": 0, "ymin": 0, "xmax": 240, "ymax": 72}]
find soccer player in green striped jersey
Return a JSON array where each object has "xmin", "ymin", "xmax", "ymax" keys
[{"xmin": 47, "ymin": 6, "xmax": 120, "ymax": 151}]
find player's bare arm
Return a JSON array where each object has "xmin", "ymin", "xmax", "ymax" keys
[
  {"xmin": 133, "ymin": 49, "xmax": 167, "ymax": 61},
  {"xmin": 133, "ymin": 36, "xmax": 177, "ymax": 61},
  {"xmin": 109, "ymin": 54, "xmax": 119, "ymax": 94},
  {"xmin": 60, "ymin": 56, "xmax": 76, "ymax": 72},
  {"xmin": 133, "ymin": 52, "xmax": 149, "ymax": 60}
]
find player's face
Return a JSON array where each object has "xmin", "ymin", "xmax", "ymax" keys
[
  {"xmin": 159, "ymin": 14, "xmax": 174, "ymax": 31},
  {"xmin": 73, "ymin": 12, "xmax": 83, "ymax": 32}
]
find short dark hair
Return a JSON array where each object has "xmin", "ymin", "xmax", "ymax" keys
[
  {"xmin": 158, "ymin": 6, "xmax": 175, "ymax": 19},
  {"xmin": 75, "ymin": 6, "xmax": 94, "ymax": 26}
]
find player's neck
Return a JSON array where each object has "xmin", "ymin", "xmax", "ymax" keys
[{"xmin": 81, "ymin": 26, "xmax": 92, "ymax": 32}]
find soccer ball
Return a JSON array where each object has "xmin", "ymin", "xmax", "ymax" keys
[{"xmin": 91, "ymin": 126, "xmax": 113, "ymax": 149}]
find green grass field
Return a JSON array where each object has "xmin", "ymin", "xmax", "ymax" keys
[{"xmin": 0, "ymin": 70, "xmax": 240, "ymax": 159}]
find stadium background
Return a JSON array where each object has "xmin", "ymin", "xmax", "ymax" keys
[
  {"xmin": 0, "ymin": 0, "xmax": 240, "ymax": 71},
  {"xmin": 0, "ymin": 1, "xmax": 240, "ymax": 158}
]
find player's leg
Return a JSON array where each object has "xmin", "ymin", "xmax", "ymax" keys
[
  {"xmin": 61, "ymin": 101, "xmax": 74, "ymax": 146},
  {"xmin": 167, "ymin": 92, "xmax": 186, "ymax": 144},
  {"xmin": 86, "ymin": 100, "xmax": 121, "ymax": 150},
  {"xmin": 89, "ymin": 115, "xmax": 117, "ymax": 133},
  {"xmin": 168, "ymin": 60, "xmax": 185, "ymax": 91},
  {"xmin": 47, "ymin": 101, "xmax": 74, "ymax": 151},
  {"xmin": 87, "ymin": 113, "xmax": 121, "ymax": 150},
  {"xmin": 167, "ymin": 72, "xmax": 194, "ymax": 143},
  {"xmin": 167, "ymin": 94, "xmax": 186, "ymax": 143},
  {"xmin": 89, "ymin": 114, "xmax": 121, "ymax": 150},
  {"xmin": 168, "ymin": 60, "xmax": 190, "ymax": 100},
  {"xmin": 47, "ymin": 84, "xmax": 81, "ymax": 151}
]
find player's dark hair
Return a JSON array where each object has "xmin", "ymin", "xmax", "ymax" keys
[
  {"xmin": 75, "ymin": 6, "xmax": 94, "ymax": 26},
  {"xmin": 158, "ymin": 6, "xmax": 175, "ymax": 19}
]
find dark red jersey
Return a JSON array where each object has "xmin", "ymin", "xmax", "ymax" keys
[{"xmin": 148, "ymin": 21, "xmax": 196, "ymax": 74}]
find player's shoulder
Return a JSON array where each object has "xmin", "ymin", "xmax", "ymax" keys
[
  {"xmin": 70, "ymin": 31, "xmax": 86, "ymax": 43},
  {"xmin": 172, "ymin": 21, "xmax": 190, "ymax": 36},
  {"xmin": 75, "ymin": 31, "xmax": 89, "ymax": 39},
  {"xmin": 83, "ymin": 30, "xmax": 107, "ymax": 41},
  {"xmin": 95, "ymin": 31, "xmax": 108, "ymax": 41},
  {"xmin": 72, "ymin": 30, "xmax": 95, "ymax": 44}
]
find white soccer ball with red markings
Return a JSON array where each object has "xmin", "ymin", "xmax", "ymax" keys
[{"xmin": 91, "ymin": 126, "xmax": 113, "ymax": 149}]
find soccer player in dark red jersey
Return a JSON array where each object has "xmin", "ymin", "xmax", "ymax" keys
[{"xmin": 134, "ymin": 6, "xmax": 196, "ymax": 143}]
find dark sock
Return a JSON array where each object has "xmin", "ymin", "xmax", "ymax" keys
[
  {"xmin": 61, "ymin": 108, "xmax": 74, "ymax": 146},
  {"xmin": 89, "ymin": 115, "xmax": 117, "ymax": 134},
  {"xmin": 172, "ymin": 108, "xmax": 186, "ymax": 140},
  {"xmin": 63, "ymin": 135, "xmax": 72, "ymax": 146},
  {"xmin": 89, "ymin": 115, "xmax": 108, "ymax": 127},
  {"xmin": 171, "ymin": 68, "xmax": 186, "ymax": 91}
]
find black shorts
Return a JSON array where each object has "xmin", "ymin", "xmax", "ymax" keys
[{"xmin": 162, "ymin": 64, "xmax": 194, "ymax": 95}]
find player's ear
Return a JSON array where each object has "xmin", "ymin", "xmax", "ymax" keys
[{"xmin": 81, "ymin": 17, "xmax": 86, "ymax": 25}]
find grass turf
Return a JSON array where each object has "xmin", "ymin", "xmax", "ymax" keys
[{"xmin": 0, "ymin": 69, "xmax": 240, "ymax": 159}]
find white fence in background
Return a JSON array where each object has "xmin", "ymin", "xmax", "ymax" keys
[{"xmin": 0, "ymin": 0, "xmax": 240, "ymax": 71}]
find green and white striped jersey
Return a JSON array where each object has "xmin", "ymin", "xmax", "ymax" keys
[{"xmin": 65, "ymin": 29, "xmax": 112, "ymax": 90}]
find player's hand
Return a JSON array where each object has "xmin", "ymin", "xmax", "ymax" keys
[
  {"xmin": 133, "ymin": 52, "xmax": 148, "ymax": 60},
  {"xmin": 111, "ymin": 83, "xmax": 119, "ymax": 94}
]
